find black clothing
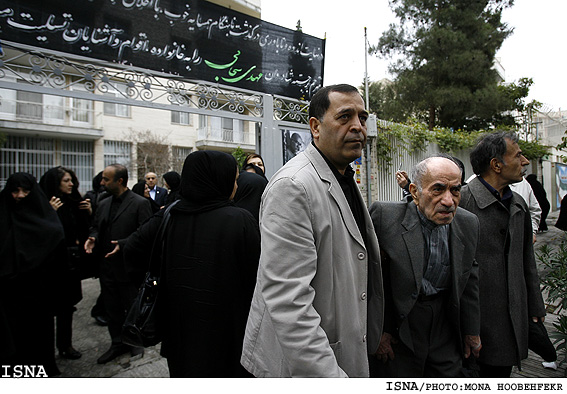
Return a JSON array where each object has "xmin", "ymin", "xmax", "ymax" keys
[
  {"xmin": 0, "ymin": 173, "xmax": 65, "ymax": 376},
  {"xmin": 90, "ymin": 187, "xmax": 152, "ymax": 348},
  {"xmin": 132, "ymin": 180, "xmax": 161, "ymax": 213},
  {"xmin": 39, "ymin": 167, "xmax": 87, "ymax": 306},
  {"xmin": 233, "ymin": 171, "xmax": 268, "ymax": 222},
  {"xmin": 556, "ymin": 194, "xmax": 567, "ymax": 231},
  {"xmin": 125, "ymin": 151, "xmax": 260, "ymax": 377},
  {"xmin": 526, "ymin": 174, "xmax": 550, "ymax": 231},
  {"xmin": 163, "ymin": 171, "xmax": 181, "ymax": 206}
]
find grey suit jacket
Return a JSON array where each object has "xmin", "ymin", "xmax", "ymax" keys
[
  {"xmin": 241, "ymin": 144, "xmax": 384, "ymax": 377},
  {"xmin": 369, "ymin": 201, "xmax": 480, "ymax": 353}
]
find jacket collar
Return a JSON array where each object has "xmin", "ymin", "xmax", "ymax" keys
[
  {"xmin": 467, "ymin": 176, "xmax": 526, "ymax": 215},
  {"xmin": 304, "ymin": 144, "xmax": 366, "ymax": 248},
  {"xmin": 401, "ymin": 201, "xmax": 465, "ymax": 296}
]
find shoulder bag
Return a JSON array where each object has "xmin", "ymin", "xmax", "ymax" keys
[{"xmin": 121, "ymin": 200, "xmax": 179, "ymax": 348}]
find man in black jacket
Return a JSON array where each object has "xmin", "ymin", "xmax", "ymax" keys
[{"xmin": 85, "ymin": 164, "xmax": 152, "ymax": 364}]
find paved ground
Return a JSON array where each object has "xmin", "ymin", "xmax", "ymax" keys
[{"xmin": 54, "ymin": 211, "xmax": 566, "ymax": 378}]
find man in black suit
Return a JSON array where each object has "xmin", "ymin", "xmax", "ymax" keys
[
  {"xmin": 145, "ymin": 171, "xmax": 167, "ymax": 207},
  {"xmin": 85, "ymin": 164, "xmax": 152, "ymax": 364},
  {"xmin": 369, "ymin": 156, "xmax": 481, "ymax": 377}
]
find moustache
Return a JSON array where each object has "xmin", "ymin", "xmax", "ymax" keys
[{"xmin": 437, "ymin": 207, "xmax": 456, "ymax": 213}]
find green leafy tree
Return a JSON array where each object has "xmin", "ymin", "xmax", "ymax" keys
[{"xmin": 370, "ymin": 0, "xmax": 521, "ymax": 130}]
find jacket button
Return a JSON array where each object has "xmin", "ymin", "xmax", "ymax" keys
[
  {"xmin": 400, "ymin": 314, "xmax": 405, "ymax": 319},
  {"xmin": 361, "ymin": 292, "xmax": 367, "ymax": 300},
  {"xmin": 363, "ymin": 334, "xmax": 367, "ymax": 342},
  {"xmin": 357, "ymin": 252, "xmax": 365, "ymax": 260},
  {"xmin": 500, "ymin": 229, "xmax": 506, "ymax": 235}
]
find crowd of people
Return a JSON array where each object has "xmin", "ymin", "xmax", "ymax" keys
[{"xmin": 0, "ymin": 83, "xmax": 557, "ymax": 378}]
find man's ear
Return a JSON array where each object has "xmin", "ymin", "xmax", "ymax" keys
[
  {"xmin": 309, "ymin": 117, "xmax": 320, "ymax": 141},
  {"xmin": 409, "ymin": 183, "xmax": 419, "ymax": 205},
  {"xmin": 490, "ymin": 158, "xmax": 502, "ymax": 173}
]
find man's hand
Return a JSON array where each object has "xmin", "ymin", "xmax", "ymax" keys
[
  {"xmin": 533, "ymin": 316, "xmax": 545, "ymax": 323},
  {"xmin": 395, "ymin": 171, "xmax": 409, "ymax": 189},
  {"xmin": 84, "ymin": 237, "xmax": 95, "ymax": 254},
  {"xmin": 375, "ymin": 332, "xmax": 397, "ymax": 363},
  {"xmin": 105, "ymin": 240, "xmax": 120, "ymax": 258},
  {"xmin": 464, "ymin": 335, "xmax": 482, "ymax": 359}
]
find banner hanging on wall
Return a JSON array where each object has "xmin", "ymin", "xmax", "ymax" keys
[{"xmin": 0, "ymin": 0, "xmax": 325, "ymax": 100}]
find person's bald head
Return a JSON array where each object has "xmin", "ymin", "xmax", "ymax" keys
[{"xmin": 145, "ymin": 172, "xmax": 158, "ymax": 188}]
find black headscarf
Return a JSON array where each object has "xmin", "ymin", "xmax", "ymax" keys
[
  {"xmin": 174, "ymin": 150, "xmax": 238, "ymax": 214},
  {"xmin": 0, "ymin": 173, "xmax": 65, "ymax": 278},
  {"xmin": 163, "ymin": 171, "xmax": 182, "ymax": 206},
  {"xmin": 39, "ymin": 166, "xmax": 83, "ymax": 205},
  {"xmin": 132, "ymin": 179, "xmax": 161, "ymax": 213},
  {"xmin": 233, "ymin": 171, "xmax": 268, "ymax": 222},
  {"xmin": 163, "ymin": 171, "xmax": 181, "ymax": 191},
  {"xmin": 241, "ymin": 163, "xmax": 267, "ymax": 181}
]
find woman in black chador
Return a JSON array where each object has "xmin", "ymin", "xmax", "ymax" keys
[
  {"xmin": 0, "ymin": 173, "xmax": 66, "ymax": 376},
  {"xmin": 40, "ymin": 166, "xmax": 92, "ymax": 360},
  {"xmin": 124, "ymin": 151, "xmax": 260, "ymax": 377},
  {"xmin": 162, "ymin": 171, "xmax": 181, "ymax": 206}
]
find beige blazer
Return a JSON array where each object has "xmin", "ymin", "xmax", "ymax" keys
[{"xmin": 240, "ymin": 144, "xmax": 384, "ymax": 377}]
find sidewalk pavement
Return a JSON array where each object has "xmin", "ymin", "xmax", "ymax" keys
[{"xmin": 57, "ymin": 211, "xmax": 566, "ymax": 378}]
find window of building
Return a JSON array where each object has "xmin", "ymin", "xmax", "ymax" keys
[
  {"xmin": 172, "ymin": 146, "xmax": 192, "ymax": 173},
  {"xmin": 103, "ymin": 84, "xmax": 131, "ymax": 117},
  {"xmin": 104, "ymin": 140, "xmax": 132, "ymax": 168},
  {"xmin": 171, "ymin": 110, "xmax": 191, "ymax": 125},
  {"xmin": 0, "ymin": 134, "xmax": 94, "ymax": 194}
]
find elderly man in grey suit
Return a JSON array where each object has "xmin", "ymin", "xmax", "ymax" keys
[
  {"xmin": 240, "ymin": 84, "xmax": 384, "ymax": 377},
  {"xmin": 460, "ymin": 132, "xmax": 546, "ymax": 377},
  {"xmin": 369, "ymin": 156, "xmax": 481, "ymax": 377}
]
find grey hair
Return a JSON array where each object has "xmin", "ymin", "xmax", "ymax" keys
[{"xmin": 410, "ymin": 155, "xmax": 462, "ymax": 191}]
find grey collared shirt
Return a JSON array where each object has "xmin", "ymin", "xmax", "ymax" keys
[{"xmin": 417, "ymin": 209, "xmax": 451, "ymax": 296}]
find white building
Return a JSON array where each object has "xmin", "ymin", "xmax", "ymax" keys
[{"xmin": 0, "ymin": 0, "xmax": 265, "ymax": 193}]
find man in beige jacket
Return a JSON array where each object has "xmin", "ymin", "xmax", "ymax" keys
[{"xmin": 240, "ymin": 84, "xmax": 384, "ymax": 377}]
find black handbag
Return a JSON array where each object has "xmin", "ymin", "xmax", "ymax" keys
[{"xmin": 121, "ymin": 201, "xmax": 178, "ymax": 348}]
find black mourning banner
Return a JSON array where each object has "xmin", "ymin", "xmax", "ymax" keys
[{"xmin": 0, "ymin": 0, "xmax": 325, "ymax": 100}]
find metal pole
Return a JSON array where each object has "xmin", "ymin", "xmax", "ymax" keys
[{"xmin": 364, "ymin": 27, "xmax": 372, "ymax": 205}]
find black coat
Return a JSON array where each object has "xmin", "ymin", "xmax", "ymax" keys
[
  {"xmin": 90, "ymin": 190, "xmax": 152, "ymax": 283},
  {"xmin": 124, "ymin": 203, "xmax": 260, "ymax": 377}
]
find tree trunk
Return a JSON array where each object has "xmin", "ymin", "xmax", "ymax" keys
[{"xmin": 428, "ymin": 105, "xmax": 436, "ymax": 131}]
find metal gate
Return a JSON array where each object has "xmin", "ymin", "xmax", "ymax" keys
[{"xmin": 0, "ymin": 41, "xmax": 310, "ymax": 181}]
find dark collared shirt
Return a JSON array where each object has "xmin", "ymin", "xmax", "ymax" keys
[
  {"xmin": 312, "ymin": 142, "xmax": 367, "ymax": 248},
  {"xmin": 417, "ymin": 209, "xmax": 450, "ymax": 296},
  {"xmin": 478, "ymin": 175, "xmax": 513, "ymax": 209}
]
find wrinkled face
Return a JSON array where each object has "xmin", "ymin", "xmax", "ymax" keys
[
  {"xmin": 11, "ymin": 187, "xmax": 30, "ymax": 203},
  {"xmin": 101, "ymin": 167, "xmax": 120, "ymax": 196},
  {"xmin": 145, "ymin": 172, "xmax": 157, "ymax": 188},
  {"xmin": 498, "ymin": 139, "xmax": 530, "ymax": 185},
  {"xmin": 59, "ymin": 172, "xmax": 74, "ymax": 195},
  {"xmin": 230, "ymin": 169, "xmax": 239, "ymax": 200},
  {"xmin": 410, "ymin": 158, "xmax": 462, "ymax": 226},
  {"xmin": 248, "ymin": 157, "xmax": 264, "ymax": 172},
  {"xmin": 310, "ymin": 91, "xmax": 368, "ymax": 173}
]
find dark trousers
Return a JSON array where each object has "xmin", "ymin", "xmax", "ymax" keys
[
  {"xmin": 55, "ymin": 306, "xmax": 74, "ymax": 350},
  {"xmin": 478, "ymin": 363, "xmax": 512, "ymax": 378},
  {"xmin": 99, "ymin": 276, "xmax": 138, "ymax": 346},
  {"xmin": 371, "ymin": 294, "xmax": 462, "ymax": 377}
]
